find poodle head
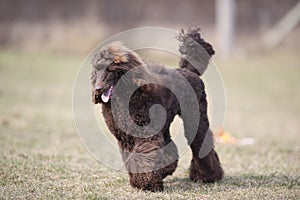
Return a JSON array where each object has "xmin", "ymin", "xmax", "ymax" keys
[{"xmin": 91, "ymin": 42, "xmax": 144, "ymax": 104}]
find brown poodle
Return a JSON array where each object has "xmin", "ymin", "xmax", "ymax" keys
[{"xmin": 91, "ymin": 28, "xmax": 224, "ymax": 192}]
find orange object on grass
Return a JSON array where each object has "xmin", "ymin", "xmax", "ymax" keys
[{"xmin": 213, "ymin": 128, "xmax": 237, "ymax": 144}]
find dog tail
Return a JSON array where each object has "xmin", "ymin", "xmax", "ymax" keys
[{"xmin": 178, "ymin": 27, "xmax": 215, "ymax": 76}]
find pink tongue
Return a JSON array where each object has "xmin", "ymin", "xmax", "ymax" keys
[{"xmin": 101, "ymin": 87, "xmax": 112, "ymax": 103}]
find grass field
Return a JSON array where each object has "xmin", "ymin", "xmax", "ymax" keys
[{"xmin": 0, "ymin": 48, "xmax": 299, "ymax": 199}]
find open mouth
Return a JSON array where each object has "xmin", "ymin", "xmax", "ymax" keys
[{"xmin": 101, "ymin": 85, "xmax": 114, "ymax": 103}]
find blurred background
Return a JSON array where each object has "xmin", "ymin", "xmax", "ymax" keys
[
  {"xmin": 1, "ymin": 0, "xmax": 299, "ymax": 53},
  {"xmin": 0, "ymin": 0, "xmax": 299, "ymax": 199}
]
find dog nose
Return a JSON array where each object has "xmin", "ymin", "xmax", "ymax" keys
[{"xmin": 95, "ymin": 86, "xmax": 103, "ymax": 91}]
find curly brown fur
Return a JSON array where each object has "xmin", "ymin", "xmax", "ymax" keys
[
  {"xmin": 91, "ymin": 29, "xmax": 223, "ymax": 192},
  {"xmin": 178, "ymin": 27, "xmax": 215, "ymax": 76}
]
